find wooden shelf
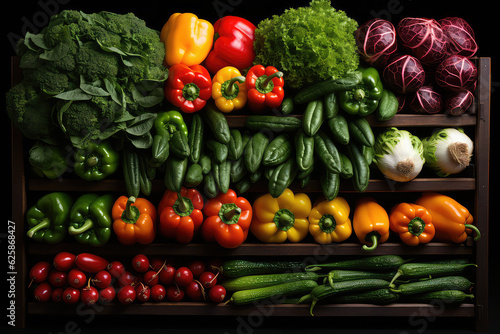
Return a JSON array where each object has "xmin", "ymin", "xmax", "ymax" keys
[{"xmin": 27, "ymin": 302, "xmax": 475, "ymax": 317}]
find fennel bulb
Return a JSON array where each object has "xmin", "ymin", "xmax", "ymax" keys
[
  {"xmin": 373, "ymin": 127, "xmax": 425, "ymax": 182},
  {"xmin": 422, "ymin": 128, "xmax": 473, "ymax": 177}
]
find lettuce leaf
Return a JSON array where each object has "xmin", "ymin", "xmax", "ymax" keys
[{"xmin": 254, "ymin": 0, "xmax": 359, "ymax": 90}]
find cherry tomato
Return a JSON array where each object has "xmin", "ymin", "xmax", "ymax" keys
[
  {"xmin": 75, "ymin": 253, "xmax": 108, "ymax": 273},
  {"xmin": 166, "ymin": 285, "xmax": 184, "ymax": 302},
  {"xmin": 175, "ymin": 267, "xmax": 193, "ymax": 287},
  {"xmin": 159, "ymin": 264, "xmax": 176, "ymax": 285},
  {"xmin": 33, "ymin": 282, "xmax": 52, "ymax": 303},
  {"xmin": 48, "ymin": 270, "xmax": 67, "ymax": 288},
  {"xmin": 117, "ymin": 271, "xmax": 136, "ymax": 287},
  {"xmin": 93, "ymin": 270, "xmax": 112, "ymax": 289},
  {"xmin": 143, "ymin": 270, "xmax": 159, "ymax": 286},
  {"xmin": 51, "ymin": 287, "xmax": 64, "ymax": 303},
  {"xmin": 150, "ymin": 284, "xmax": 166, "ymax": 302},
  {"xmin": 132, "ymin": 254, "xmax": 150, "ymax": 273},
  {"xmin": 149, "ymin": 257, "xmax": 165, "ymax": 271},
  {"xmin": 189, "ymin": 260, "xmax": 206, "ymax": 278},
  {"xmin": 185, "ymin": 281, "xmax": 204, "ymax": 301},
  {"xmin": 208, "ymin": 285, "xmax": 226, "ymax": 303},
  {"xmin": 99, "ymin": 287, "xmax": 116, "ymax": 304},
  {"xmin": 107, "ymin": 261, "xmax": 125, "ymax": 278},
  {"xmin": 199, "ymin": 271, "xmax": 217, "ymax": 289},
  {"xmin": 29, "ymin": 262, "xmax": 50, "ymax": 285},
  {"xmin": 68, "ymin": 268, "xmax": 86, "ymax": 289},
  {"xmin": 206, "ymin": 258, "xmax": 223, "ymax": 274},
  {"xmin": 135, "ymin": 284, "xmax": 150, "ymax": 303},
  {"xmin": 63, "ymin": 286, "xmax": 80, "ymax": 304},
  {"xmin": 81, "ymin": 286, "xmax": 99, "ymax": 305},
  {"xmin": 117, "ymin": 285, "xmax": 136, "ymax": 305},
  {"xmin": 53, "ymin": 252, "xmax": 76, "ymax": 272}
]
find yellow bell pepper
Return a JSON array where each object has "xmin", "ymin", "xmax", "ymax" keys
[
  {"xmin": 160, "ymin": 13, "xmax": 214, "ymax": 66},
  {"xmin": 250, "ymin": 188, "xmax": 311, "ymax": 243},
  {"xmin": 212, "ymin": 66, "xmax": 247, "ymax": 113},
  {"xmin": 308, "ymin": 197, "xmax": 352, "ymax": 244}
]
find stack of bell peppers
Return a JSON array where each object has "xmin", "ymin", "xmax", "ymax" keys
[
  {"xmin": 25, "ymin": 190, "xmax": 480, "ymax": 250},
  {"xmin": 160, "ymin": 13, "xmax": 285, "ymax": 114}
]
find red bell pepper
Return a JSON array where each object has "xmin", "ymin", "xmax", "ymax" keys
[
  {"xmin": 204, "ymin": 16, "xmax": 256, "ymax": 74},
  {"xmin": 246, "ymin": 65, "xmax": 285, "ymax": 112},
  {"xmin": 164, "ymin": 63, "xmax": 212, "ymax": 113},
  {"xmin": 158, "ymin": 187, "xmax": 204, "ymax": 244},
  {"xmin": 201, "ymin": 189, "xmax": 252, "ymax": 248}
]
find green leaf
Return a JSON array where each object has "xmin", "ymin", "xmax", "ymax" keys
[
  {"xmin": 80, "ymin": 83, "xmax": 110, "ymax": 97},
  {"xmin": 125, "ymin": 113, "xmax": 157, "ymax": 136},
  {"xmin": 54, "ymin": 88, "xmax": 92, "ymax": 101},
  {"xmin": 128, "ymin": 132, "xmax": 154, "ymax": 149},
  {"xmin": 56, "ymin": 100, "xmax": 73, "ymax": 133},
  {"xmin": 39, "ymin": 42, "xmax": 69, "ymax": 61}
]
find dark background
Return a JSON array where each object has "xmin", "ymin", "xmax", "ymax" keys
[{"xmin": 3, "ymin": 0, "xmax": 497, "ymax": 333}]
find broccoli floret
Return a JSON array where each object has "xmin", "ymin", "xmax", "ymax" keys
[
  {"xmin": 75, "ymin": 42, "xmax": 119, "ymax": 82},
  {"xmin": 6, "ymin": 82, "xmax": 57, "ymax": 140},
  {"xmin": 23, "ymin": 66, "xmax": 71, "ymax": 94}
]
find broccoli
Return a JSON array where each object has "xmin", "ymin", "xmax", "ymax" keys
[{"xmin": 7, "ymin": 10, "xmax": 167, "ymax": 144}]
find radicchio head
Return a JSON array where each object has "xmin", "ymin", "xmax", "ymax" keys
[
  {"xmin": 397, "ymin": 17, "xmax": 449, "ymax": 66},
  {"xmin": 355, "ymin": 18, "xmax": 397, "ymax": 67},
  {"xmin": 383, "ymin": 54, "xmax": 426, "ymax": 94},
  {"xmin": 409, "ymin": 86, "xmax": 443, "ymax": 114},
  {"xmin": 435, "ymin": 55, "xmax": 477, "ymax": 91},
  {"xmin": 439, "ymin": 17, "xmax": 478, "ymax": 58},
  {"xmin": 445, "ymin": 89, "xmax": 475, "ymax": 115}
]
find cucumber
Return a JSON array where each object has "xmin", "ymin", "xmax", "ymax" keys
[
  {"xmin": 328, "ymin": 270, "xmax": 397, "ymax": 283},
  {"xmin": 223, "ymin": 271, "xmax": 322, "ymax": 291},
  {"xmin": 327, "ymin": 113, "xmax": 349, "ymax": 145},
  {"xmin": 323, "ymin": 92, "xmax": 339, "ymax": 119},
  {"xmin": 308, "ymin": 279, "xmax": 391, "ymax": 315},
  {"xmin": 305, "ymin": 255, "xmax": 406, "ymax": 272},
  {"xmin": 230, "ymin": 280, "xmax": 319, "ymax": 305},
  {"xmin": 339, "ymin": 152, "xmax": 353, "ymax": 179},
  {"xmin": 294, "ymin": 71, "xmax": 363, "ymax": 105},
  {"xmin": 245, "ymin": 115, "xmax": 302, "ymax": 133},
  {"xmin": 228, "ymin": 129, "xmax": 244, "ymax": 161},
  {"xmin": 280, "ymin": 96, "xmax": 294, "ymax": 115},
  {"xmin": 320, "ymin": 169, "xmax": 340, "ymax": 201},
  {"xmin": 326, "ymin": 288, "xmax": 399, "ymax": 305},
  {"xmin": 390, "ymin": 276, "xmax": 473, "ymax": 296},
  {"xmin": 346, "ymin": 142, "xmax": 370, "ymax": 192},
  {"xmin": 377, "ymin": 88, "xmax": 399, "ymax": 121},
  {"xmin": 405, "ymin": 290, "xmax": 474, "ymax": 304},
  {"xmin": 184, "ymin": 163, "xmax": 203, "ymax": 187},
  {"xmin": 295, "ymin": 129, "xmax": 315, "ymax": 172},
  {"xmin": 302, "ymin": 99, "xmax": 324, "ymax": 136},
  {"xmin": 203, "ymin": 104, "xmax": 230, "ymax": 144},
  {"xmin": 314, "ymin": 130, "xmax": 342, "ymax": 174},
  {"xmin": 188, "ymin": 113, "xmax": 204, "ymax": 164},
  {"xmin": 389, "ymin": 262, "xmax": 477, "ymax": 285},
  {"xmin": 263, "ymin": 134, "xmax": 293, "ymax": 166},
  {"xmin": 348, "ymin": 117, "xmax": 375, "ymax": 147},
  {"xmin": 244, "ymin": 132, "xmax": 270, "ymax": 174},
  {"xmin": 220, "ymin": 259, "xmax": 305, "ymax": 278},
  {"xmin": 206, "ymin": 139, "xmax": 228, "ymax": 163}
]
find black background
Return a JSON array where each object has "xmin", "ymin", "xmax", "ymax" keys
[{"xmin": 3, "ymin": 0, "xmax": 497, "ymax": 333}]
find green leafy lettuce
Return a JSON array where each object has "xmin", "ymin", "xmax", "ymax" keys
[{"xmin": 253, "ymin": 0, "xmax": 359, "ymax": 90}]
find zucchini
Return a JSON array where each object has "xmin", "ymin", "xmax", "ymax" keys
[
  {"xmin": 222, "ymin": 272, "xmax": 322, "ymax": 291},
  {"xmin": 389, "ymin": 262, "xmax": 477, "ymax": 285},
  {"xmin": 390, "ymin": 276, "xmax": 473, "ymax": 296},
  {"xmin": 308, "ymin": 279, "xmax": 391, "ymax": 315},
  {"xmin": 230, "ymin": 280, "xmax": 319, "ymax": 305},
  {"xmin": 220, "ymin": 259, "xmax": 305, "ymax": 278},
  {"xmin": 405, "ymin": 290, "xmax": 474, "ymax": 304},
  {"xmin": 305, "ymin": 255, "xmax": 406, "ymax": 272},
  {"xmin": 245, "ymin": 115, "xmax": 302, "ymax": 133},
  {"xmin": 294, "ymin": 71, "xmax": 363, "ymax": 105}
]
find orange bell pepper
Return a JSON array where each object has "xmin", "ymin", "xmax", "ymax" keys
[
  {"xmin": 389, "ymin": 203, "xmax": 435, "ymax": 246},
  {"xmin": 352, "ymin": 197, "xmax": 390, "ymax": 252},
  {"xmin": 112, "ymin": 196, "xmax": 156, "ymax": 245},
  {"xmin": 415, "ymin": 192, "xmax": 480, "ymax": 243}
]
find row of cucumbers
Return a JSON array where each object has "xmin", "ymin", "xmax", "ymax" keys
[
  {"xmin": 219, "ymin": 255, "xmax": 476, "ymax": 315},
  {"xmin": 142, "ymin": 95, "xmax": 383, "ymax": 199}
]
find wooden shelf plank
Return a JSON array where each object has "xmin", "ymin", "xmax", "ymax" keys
[
  {"xmin": 27, "ymin": 241, "xmax": 473, "ymax": 257},
  {"xmin": 27, "ymin": 302, "xmax": 475, "ymax": 317}
]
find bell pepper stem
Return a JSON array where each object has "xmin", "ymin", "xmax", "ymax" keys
[
  {"xmin": 86, "ymin": 156, "xmax": 99, "ymax": 167},
  {"xmin": 354, "ymin": 88, "xmax": 366, "ymax": 101},
  {"xmin": 465, "ymin": 224, "xmax": 481, "ymax": 241},
  {"xmin": 176, "ymin": 193, "xmax": 188, "ymax": 212},
  {"xmin": 262, "ymin": 71, "xmax": 283, "ymax": 89},
  {"xmin": 68, "ymin": 219, "xmax": 94, "ymax": 235},
  {"xmin": 125, "ymin": 197, "xmax": 137, "ymax": 221},
  {"xmin": 224, "ymin": 207, "xmax": 242, "ymax": 221},
  {"xmin": 26, "ymin": 217, "xmax": 51, "ymax": 238},
  {"xmin": 362, "ymin": 234, "xmax": 379, "ymax": 252},
  {"xmin": 224, "ymin": 76, "xmax": 246, "ymax": 97}
]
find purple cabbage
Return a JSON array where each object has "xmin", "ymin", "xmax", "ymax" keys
[
  {"xmin": 397, "ymin": 17, "xmax": 449, "ymax": 66},
  {"xmin": 445, "ymin": 90, "xmax": 475, "ymax": 115},
  {"xmin": 355, "ymin": 18, "xmax": 397, "ymax": 67},
  {"xmin": 383, "ymin": 54, "xmax": 426, "ymax": 94},
  {"xmin": 439, "ymin": 17, "xmax": 478, "ymax": 58},
  {"xmin": 435, "ymin": 55, "xmax": 477, "ymax": 91},
  {"xmin": 409, "ymin": 86, "xmax": 443, "ymax": 114}
]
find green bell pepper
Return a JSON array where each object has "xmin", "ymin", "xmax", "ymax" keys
[
  {"xmin": 29, "ymin": 141, "xmax": 67, "ymax": 179},
  {"xmin": 26, "ymin": 192, "xmax": 74, "ymax": 244},
  {"xmin": 74, "ymin": 141, "xmax": 119, "ymax": 181},
  {"xmin": 68, "ymin": 193, "xmax": 113, "ymax": 247},
  {"xmin": 338, "ymin": 67, "xmax": 383, "ymax": 116},
  {"xmin": 151, "ymin": 110, "xmax": 189, "ymax": 166}
]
